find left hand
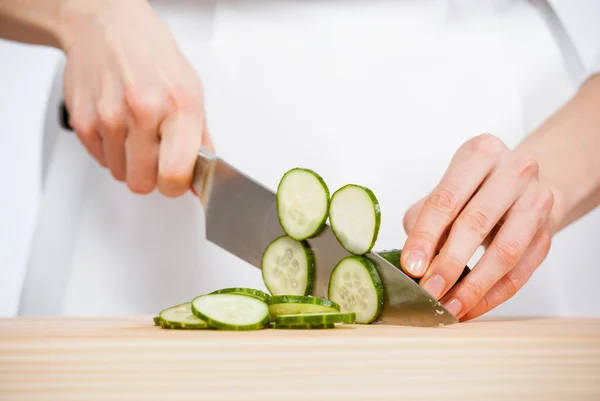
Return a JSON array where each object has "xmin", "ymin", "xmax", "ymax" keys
[{"xmin": 400, "ymin": 134, "xmax": 555, "ymax": 321}]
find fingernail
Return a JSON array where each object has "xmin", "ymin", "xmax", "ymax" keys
[
  {"xmin": 421, "ymin": 275, "xmax": 446, "ymax": 299},
  {"xmin": 443, "ymin": 299, "xmax": 463, "ymax": 317},
  {"xmin": 405, "ymin": 250, "xmax": 427, "ymax": 276}
]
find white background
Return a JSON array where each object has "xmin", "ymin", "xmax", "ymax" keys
[{"xmin": 1, "ymin": 0, "xmax": 600, "ymax": 317}]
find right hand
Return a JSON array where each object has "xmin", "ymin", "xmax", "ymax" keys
[{"xmin": 61, "ymin": 0, "xmax": 212, "ymax": 197}]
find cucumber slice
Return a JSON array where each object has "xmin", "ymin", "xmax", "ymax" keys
[
  {"xmin": 275, "ymin": 312, "xmax": 355, "ymax": 325},
  {"xmin": 159, "ymin": 302, "xmax": 209, "ymax": 329},
  {"xmin": 210, "ymin": 287, "xmax": 271, "ymax": 303},
  {"xmin": 328, "ymin": 256, "xmax": 384, "ymax": 324},
  {"xmin": 267, "ymin": 295, "xmax": 340, "ymax": 317},
  {"xmin": 153, "ymin": 316, "xmax": 162, "ymax": 326},
  {"xmin": 270, "ymin": 323, "xmax": 336, "ymax": 329},
  {"xmin": 261, "ymin": 235, "xmax": 315, "ymax": 296},
  {"xmin": 329, "ymin": 184, "xmax": 380, "ymax": 255},
  {"xmin": 276, "ymin": 168, "xmax": 330, "ymax": 241},
  {"xmin": 191, "ymin": 293, "xmax": 269, "ymax": 331}
]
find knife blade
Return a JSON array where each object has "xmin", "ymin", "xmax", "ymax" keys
[
  {"xmin": 193, "ymin": 148, "xmax": 460, "ymax": 327},
  {"xmin": 60, "ymin": 102, "xmax": 460, "ymax": 327}
]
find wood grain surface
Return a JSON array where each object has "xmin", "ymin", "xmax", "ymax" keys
[{"xmin": 1, "ymin": 316, "xmax": 599, "ymax": 400}]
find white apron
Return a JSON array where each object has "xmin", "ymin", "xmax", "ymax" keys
[{"xmin": 19, "ymin": 0, "xmax": 598, "ymax": 317}]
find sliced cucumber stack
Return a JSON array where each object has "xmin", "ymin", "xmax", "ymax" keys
[
  {"xmin": 267, "ymin": 295, "xmax": 340, "ymax": 317},
  {"xmin": 276, "ymin": 168, "xmax": 330, "ymax": 241},
  {"xmin": 152, "ymin": 166, "xmax": 391, "ymax": 330},
  {"xmin": 329, "ymin": 184, "xmax": 381, "ymax": 255},
  {"xmin": 191, "ymin": 293, "xmax": 270, "ymax": 331},
  {"xmin": 210, "ymin": 287, "xmax": 271, "ymax": 303},
  {"xmin": 328, "ymin": 256, "xmax": 384, "ymax": 324},
  {"xmin": 261, "ymin": 235, "xmax": 315, "ymax": 296},
  {"xmin": 158, "ymin": 302, "xmax": 209, "ymax": 329}
]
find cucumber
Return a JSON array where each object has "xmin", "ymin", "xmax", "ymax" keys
[
  {"xmin": 210, "ymin": 287, "xmax": 271, "ymax": 303},
  {"xmin": 153, "ymin": 316, "xmax": 162, "ymax": 326},
  {"xmin": 378, "ymin": 248, "xmax": 471, "ymax": 284},
  {"xmin": 276, "ymin": 168, "xmax": 330, "ymax": 241},
  {"xmin": 274, "ymin": 312, "xmax": 355, "ymax": 325},
  {"xmin": 267, "ymin": 295, "xmax": 341, "ymax": 317},
  {"xmin": 377, "ymin": 249, "xmax": 402, "ymax": 270},
  {"xmin": 329, "ymin": 184, "xmax": 380, "ymax": 255},
  {"xmin": 191, "ymin": 293, "xmax": 270, "ymax": 331},
  {"xmin": 159, "ymin": 302, "xmax": 209, "ymax": 329},
  {"xmin": 270, "ymin": 323, "xmax": 336, "ymax": 329},
  {"xmin": 328, "ymin": 256, "xmax": 384, "ymax": 324},
  {"xmin": 261, "ymin": 235, "xmax": 315, "ymax": 296}
]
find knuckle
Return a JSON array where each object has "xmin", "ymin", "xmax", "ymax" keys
[
  {"xmin": 125, "ymin": 86, "xmax": 168, "ymax": 120},
  {"xmin": 479, "ymin": 295, "xmax": 490, "ymax": 314},
  {"xmin": 529, "ymin": 188, "xmax": 554, "ymax": 229},
  {"xmin": 439, "ymin": 250, "xmax": 466, "ymax": 271},
  {"xmin": 407, "ymin": 228, "xmax": 439, "ymax": 250},
  {"xmin": 494, "ymin": 239, "xmax": 522, "ymax": 269},
  {"xmin": 426, "ymin": 187, "xmax": 459, "ymax": 216},
  {"xmin": 459, "ymin": 208, "xmax": 493, "ymax": 237},
  {"xmin": 170, "ymin": 83, "xmax": 203, "ymax": 109},
  {"xmin": 70, "ymin": 115, "xmax": 97, "ymax": 141},
  {"xmin": 97, "ymin": 103, "xmax": 126, "ymax": 134},
  {"xmin": 462, "ymin": 277, "xmax": 485, "ymax": 301},
  {"xmin": 501, "ymin": 270, "xmax": 522, "ymax": 299},
  {"xmin": 537, "ymin": 187, "xmax": 555, "ymax": 213},
  {"xmin": 513, "ymin": 156, "xmax": 539, "ymax": 179},
  {"xmin": 469, "ymin": 133, "xmax": 506, "ymax": 157}
]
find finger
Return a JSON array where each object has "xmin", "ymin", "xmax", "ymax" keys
[
  {"xmin": 157, "ymin": 107, "xmax": 205, "ymax": 197},
  {"xmin": 400, "ymin": 134, "xmax": 506, "ymax": 278},
  {"xmin": 420, "ymin": 155, "xmax": 539, "ymax": 299},
  {"xmin": 124, "ymin": 88, "xmax": 168, "ymax": 194},
  {"xmin": 403, "ymin": 196, "xmax": 426, "ymax": 234},
  {"xmin": 97, "ymin": 97, "xmax": 128, "ymax": 181},
  {"xmin": 440, "ymin": 185, "xmax": 554, "ymax": 318},
  {"xmin": 69, "ymin": 103, "xmax": 107, "ymax": 167},
  {"xmin": 459, "ymin": 224, "xmax": 552, "ymax": 321}
]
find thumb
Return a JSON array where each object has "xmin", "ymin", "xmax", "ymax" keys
[
  {"xmin": 157, "ymin": 107, "xmax": 205, "ymax": 197},
  {"xmin": 189, "ymin": 117, "xmax": 214, "ymax": 197}
]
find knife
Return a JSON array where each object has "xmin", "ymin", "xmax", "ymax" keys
[{"xmin": 60, "ymin": 102, "xmax": 464, "ymax": 327}]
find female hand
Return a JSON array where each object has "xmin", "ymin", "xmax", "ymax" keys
[
  {"xmin": 61, "ymin": 0, "xmax": 211, "ymax": 197},
  {"xmin": 400, "ymin": 134, "xmax": 555, "ymax": 321}
]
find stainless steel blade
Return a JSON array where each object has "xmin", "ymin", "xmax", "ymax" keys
[{"xmin": 193, "ymin": 148, "xmax": 459, "ymax": 327}]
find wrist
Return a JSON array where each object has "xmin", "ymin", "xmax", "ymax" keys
[{"xmin": 57, "ymin": 0, "xmax": 149, "ymax": 53}]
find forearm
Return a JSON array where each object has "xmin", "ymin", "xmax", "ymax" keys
[
  {"xmin": 0, "ymin": 0, "xmax": 137, "ymax": 51},
  {"xmin": 516, "ymin": 73, "xmax": 600, "ymax": 234}
]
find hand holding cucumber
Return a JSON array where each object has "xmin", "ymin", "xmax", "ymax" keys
[{"xmin": 401, "ymin": 134, "xmax": 554, "ymax": 322}]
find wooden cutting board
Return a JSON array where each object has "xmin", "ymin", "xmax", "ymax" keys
[{"xmin": 1, "ymin": 316, "xmax": 599, "ymax": 401}]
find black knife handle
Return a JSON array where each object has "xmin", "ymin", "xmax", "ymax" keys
[{"xmin": 59, "ymin": 101, "xmax": 73, "ymax": 131}]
